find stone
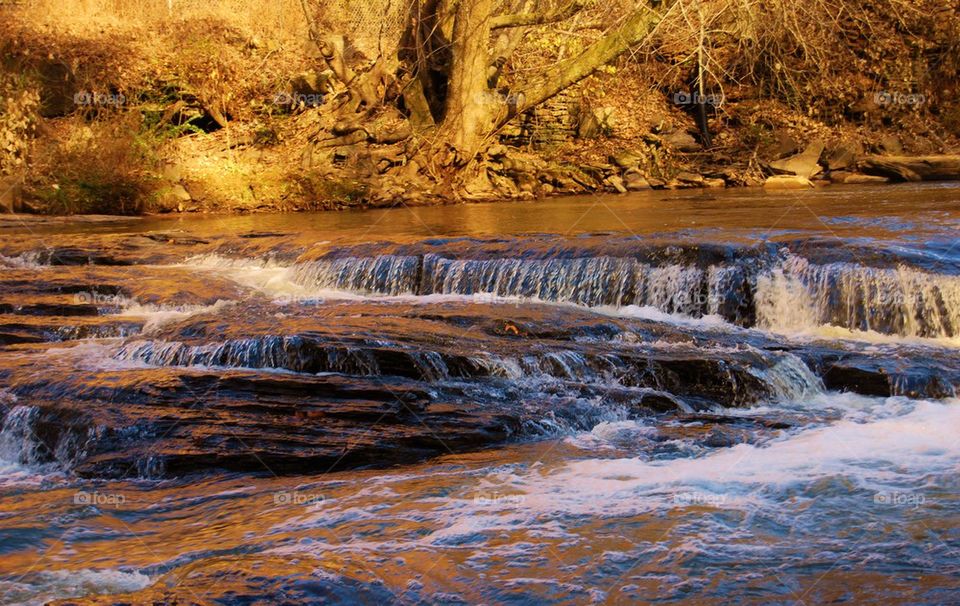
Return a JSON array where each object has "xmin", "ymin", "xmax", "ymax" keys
[
  {"xmin": 826, "ymin": 143, "xmax": 860, "ymax": 171},
  {"xmin": 154, "ymin": 184, "xmax": 193, "ymax": 213},
  {"xmin": 768, "ymin": 139, "xmax": 825, "ymax": 178},
  {"xmin": 703, "ymin": 178, "xmax": 726, "ymax": 188},
  {"xmin": 663, "ymin": 131, "xmax": 702, "ymax": 153},
  {"xmin": 605, "ymin": 175, "xmax": 628, "ymax": 194},
  {"xmin": 609, "ymin": 150, "xmax": 643, "ymax": 170},
  {"xmin": 624, "ymin": 170, "xmax": 651, "ymax": 191},
  {"xmin": 676, "ymin": 172, "xmax": 705, "ymax": 186},
  {"xmin": 763, "ymin": 175, "xmax": 814, "ymax": 190},
  {"xmin": 577, "ymin": 106, "xmax": 616, "ymax": 139}
]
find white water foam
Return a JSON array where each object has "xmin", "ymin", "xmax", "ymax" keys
[
  {"xmin": 597, "ymin": 304, "xmax": 733, "ymax": 329},
  {"xmin": 0, "ymin": 251, "xmax": 46, "ymax": 269},
  {"xmin": 185, "ymin": 254, "xmax": 364, "ymax": 303},
  {"xmin": 120, "ymin": 299, "xmax": 237, "ymax": 333},
  {"xmin": 0, "ymin": 568, "xmax": 152, "ymax": 606},
  {"xmin": 514, "ymin": 398, "xmax": 960, "ymax": 517}
]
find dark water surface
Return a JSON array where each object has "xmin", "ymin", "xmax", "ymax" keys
[{"xmin": 0, "ymin": 184, "xmax": 959, "ymax": 604}]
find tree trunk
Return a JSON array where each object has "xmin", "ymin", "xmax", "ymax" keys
[
  {"xmin": 441, "ymin": 0, "xmax": 498, "ymax": 160},
  {"xmin": 859, "ymin": 155, "xmax": 960, "ymax": 182}
]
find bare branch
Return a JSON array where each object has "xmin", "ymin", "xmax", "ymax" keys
[
  {"xmin": 490, "ymin": 1, "xmax": 585, "ymax": 29},
  {"xmin": 505, "ymin": 3, "xmax": 665, "ymax": 125}
]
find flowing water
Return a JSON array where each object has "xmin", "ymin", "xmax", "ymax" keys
[{"xmin": 0, "ymin": 184, "xmax": 959, "ymax": 604}]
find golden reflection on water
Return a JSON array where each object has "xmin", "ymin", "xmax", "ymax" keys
[{"xmin": 6, "ymin": 183, "xmax": 960, "ymax": 246}]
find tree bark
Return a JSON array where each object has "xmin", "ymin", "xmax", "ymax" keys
[
  {"xmin": 859, "ymin": 155, "xmax": 960, "ymax": 182},
  {"xmin": 442, "ymin": 0, "xmax": 498, "ymax": 159}
]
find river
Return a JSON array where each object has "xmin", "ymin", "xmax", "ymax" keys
[{"xmin": 0, "ymin": 184, "xmax": 958, "ymax": 604}]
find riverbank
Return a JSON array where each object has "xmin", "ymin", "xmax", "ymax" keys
[{"xmin": 1, "ymin": 0, "xmax": 958, "ymax": 215}]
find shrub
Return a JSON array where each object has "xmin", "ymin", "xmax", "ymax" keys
[
  {"xmin": 0, "ymin": 72, "xmax": 39, "ymax": 177},
  {"xmin": 26, "ymin": 114, "xmax": 158, "ymax": 214}
]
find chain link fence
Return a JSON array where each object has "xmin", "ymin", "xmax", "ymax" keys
[{"xmin": 319, "ymin": 0, "xmax": 410, "ymax": 59}]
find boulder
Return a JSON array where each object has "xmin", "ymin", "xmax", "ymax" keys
[
  {"xmin": 624, "ymin": 170, "xmax": 651, "ymax": 191},
  {"xmin": 676, "ymin": 171, "xmax": 705, "ymax": 186},
  {"xmin": 663, "ymin": 131, "xmax": 702, "ymax": 153},
  {"xmin": 609, "ymin": 150, "xmax": 643, "ymax": 170},
  {"xmin": 763, "ymin": 175, "xmax": 814, "ymax": 190},
  {"xmin": 826, "ymin": 142, "xmax": 861, "ymax": 171},
  {"xmin": 768, "ymin": 139, "xmax": 825, "ymax": 178},
  {"xmin": 605, "ymin": 175, "xmax": 628, "ymax": 194},
  {"xmin": 155, "ymin": 183, "xmax": 193, "ymax": 213},
  {"xmin": 578, "ymin": 106, "xmax": 616, "ymax": 139}
]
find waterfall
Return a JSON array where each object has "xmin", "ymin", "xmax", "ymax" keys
[
  {"xmin": 0, "ymin": 406, "xmax": 43, "ymax": 466},
  {"xmin": 196, "ymin": 249, "xmax": 960, "ymax": 340},
  {"xmin": 423, "ymin": 255, "xmax": 640, "ymax": 307},
  {"xmin": 293, "ymin": 255, "xmax": 421, "ymax": 295},
  {"xmin": 755, "ymin": 254, "xmax": 960, "ymax": 338},
  {"xmin": 747, "ymin": 353, "xmax": 824, "ymax": 402},
  {"xmin": 115, "ymin": 337, "xmax": 383, "ymax": 376}
]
